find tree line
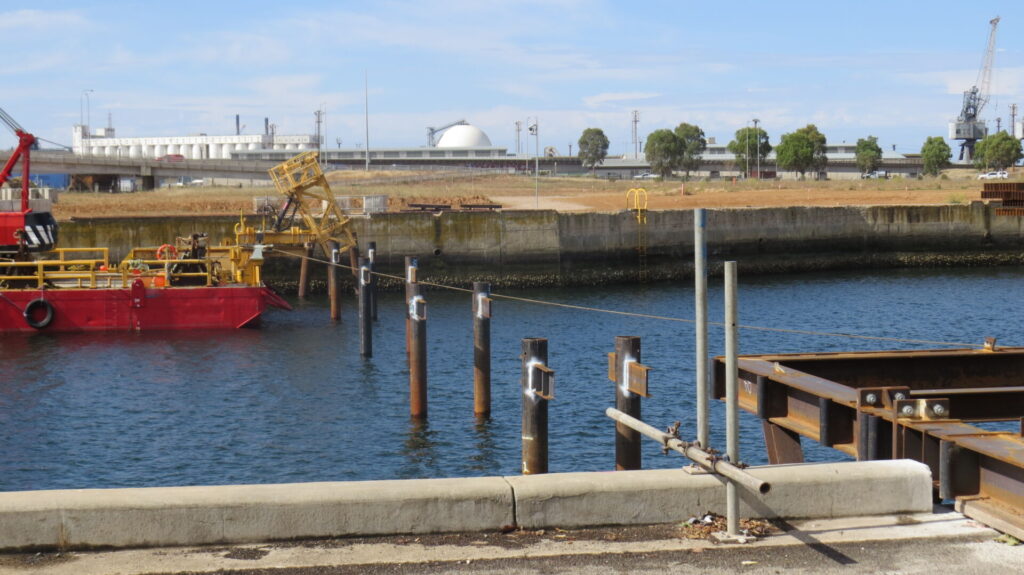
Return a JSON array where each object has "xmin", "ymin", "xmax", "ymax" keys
[{"xmin": 575, "ymin": 124, "xmax": 1023, "ymax": 178}]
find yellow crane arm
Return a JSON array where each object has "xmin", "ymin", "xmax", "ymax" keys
[{"xmin": 267, "ymin": 151, "xmax": 357, "ymax": 259}]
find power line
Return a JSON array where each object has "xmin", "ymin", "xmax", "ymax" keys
[{"xmin": 277, "ymin": 250, "xmax": 987, "ymax": 349}]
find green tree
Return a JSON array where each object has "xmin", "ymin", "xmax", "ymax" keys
[
  {"xmin": 673, "ymin": 122, "xmax": 706, "ymax": 180},
  {"xmin": 855, "ymin": 136, "xmax": 883, "ymax": 175},
  {"xmin": 775, "ymin": 131, "xmax": 815, "ymax": 178},
  {"xmin": 644, "ymin": 129, "xmax": 682, "ymax": 178},
  {"xmin": 795, "ymin": 124, "xmax": 828, "ymax": 175},
  {"xmin": 727, "ymin": 126, "xmax": 771, "ymax": 177},
  {"xmin": 577, "ymin": 127, "xmax": 610, "ymax": 173},
  {"xmin": 920, "ymin": 136, "xmax": 951, "ymax": 176},
  {"xmin": 973, "ymin": 131, "xmax": 1022, "ymax": 170}
]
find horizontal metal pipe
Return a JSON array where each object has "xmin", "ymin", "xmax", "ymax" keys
[{"xmin": 604, "ymin": 407, "xmax": 771, "ymax": 495}]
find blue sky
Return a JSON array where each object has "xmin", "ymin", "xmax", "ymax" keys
[{"xmin": 2, "ymin": 1, "xmax": 1023, "ymax": 156}]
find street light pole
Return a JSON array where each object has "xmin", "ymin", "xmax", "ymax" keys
[
  {"xmin": 86, "ymin": 90, "xmax": 94, "ymax": 132},
  {"xmin": 752, "ymin": 118, "xmax": 760, "ymax": 180},
  {"xmin": 80, "ymin": 89, "xmax": 93, "ymax": 127},
  {"xmin": 529, "ymin": 118, "xmax": 539, "ymax": 208}
]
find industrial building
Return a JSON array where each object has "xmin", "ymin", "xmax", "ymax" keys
[
  {"xmin": 61, "ymin": 118, "xmax": 928, "ymax": 182},
  {"xmin": 71, "ymin": 124, "xmax": 319, "ymax": 160}
]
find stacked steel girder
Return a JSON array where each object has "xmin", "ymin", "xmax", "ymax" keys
[
  {"xmin": 713, "ymin": 347, "xmax": 1024, "ymax": 539},
  {"xmin": 982, "ymin": 181, "xmax": 1024, "ymax": 216}
]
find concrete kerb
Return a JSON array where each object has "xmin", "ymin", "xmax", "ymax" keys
[
  {"xmin": 0, "ymin": 460, "xmax": 932, "ymax": 551},
  {"xmin": 509, "ymin": 460, "xmax": 932, "ymax": 529}
]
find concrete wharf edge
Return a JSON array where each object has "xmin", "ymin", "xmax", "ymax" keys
[{"xmin": 0, "ymin": 460, "xmax": 931, "ymax": 551}]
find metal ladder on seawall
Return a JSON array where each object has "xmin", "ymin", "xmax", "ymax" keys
[{"xmin": 627, "ymin": 188, "xmax": 648, "ymax": 283}]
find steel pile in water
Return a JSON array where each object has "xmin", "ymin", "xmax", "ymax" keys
[{"xmin": 712, "ymin": 346, "xmax": 1024, "ymax": 540}]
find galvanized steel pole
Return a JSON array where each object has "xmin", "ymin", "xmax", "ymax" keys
[
  {"xmin": 328, "ymin": 240, "xmax": 341, "ymax": 321},
  {"xmin": 473, "ymin": 282, "xmax": 492, "ymax": 419},
  {"xmin": 358, "ymin": 257, "xmax": 372, "ymax": 358},
  {"xmin": 615, "ymin": 335, "xmax": 643, "ymax": 471},
  {"xmin": 724, "ymin": 260, "xmax": 740, "ymax": 536},
  {"xmin": 694, "ymin": 208, "xmax": 709, "ymax": 449},
  {"xmin": 405, "ymin": 256, "xmax": 418, "ymax": 365},
  {"xmin": 521, "ymin": 338, "xmax": 548, "ymax": 474},
  {"xmin": 367, "ymin": 241, "xmax": 378, "ymax": 321}
]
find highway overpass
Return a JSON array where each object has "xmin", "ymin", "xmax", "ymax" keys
[{"xmin": 0, "ymin": 150, "xmax": 277, "ymax": 185}]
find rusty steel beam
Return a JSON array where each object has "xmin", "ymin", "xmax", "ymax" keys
[{"xmin": 712, "ymin": 347, "xmax": 1024, "ymax": 539}]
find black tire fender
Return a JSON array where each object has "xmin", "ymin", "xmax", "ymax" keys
[{"xmin": 24, "ymin": 298, "xmax": 54, "ymax": 329}]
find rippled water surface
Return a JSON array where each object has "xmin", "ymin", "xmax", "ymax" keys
[{"xmin": 1, "ymin": 265, "xmax": 1021, "ymax": 490}]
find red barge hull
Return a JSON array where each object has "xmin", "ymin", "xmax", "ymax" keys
[{"xmin": 0, "ymin": 283, "xmax": 291, "ymax": 333}]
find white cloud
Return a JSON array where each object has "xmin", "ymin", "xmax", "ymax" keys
[
  {"xmin": 0, "ymin": 52, "xmax": 72, "ymax": 75},
  {"xmin": 0, "ymin": 9, "xmax": 87, "ymax": 31},
  {"xmin": 583, "ymin": 92, "xmax": 660, "ymax": 108}
]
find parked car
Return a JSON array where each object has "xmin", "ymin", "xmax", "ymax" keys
[
  {"xmin": 861, "ymin": 171, "xmax": 888, "ymax": 179},
  {"xmin": 633, "ymin": 172, "xmax": 658, "ymax": 180},
  {"xmin": 977, "ymin": 171, "xmax": 1009, "ymax": 180},
  {"xmin": 156, "ymin": 154, "xmax": 185, "ymax": 162}
]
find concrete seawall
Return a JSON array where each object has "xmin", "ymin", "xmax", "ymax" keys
[
  {"xmin": 0, "ymin": 461, "xmax": 931, "ymax": 551},
  {"xmin": 58, "ymin": 203, "xmax": 1024, "ymax": 288}
]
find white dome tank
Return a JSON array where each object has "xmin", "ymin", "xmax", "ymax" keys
[{"xmin": 436, "ymin": 124, "xmax": 492, "ymax": 148}]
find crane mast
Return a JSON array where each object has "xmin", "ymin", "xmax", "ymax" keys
[{"xmin": 950, "ymin": 16, "xmax": 1000, "ymax": 161}]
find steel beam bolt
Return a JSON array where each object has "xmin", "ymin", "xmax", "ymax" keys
[
  {"xmin": 864, "ymin": 393, "xmax": 878, "ymax": 405},
  {"xmin": 893, "ymin": 392, "xmax": 906, "ymax": 401},
  {"xmin": 931, "ymin": 404, "xmax": 947, "ymax": 416},
  {"xmin": 900, "ymin": 404, "xmax": 916, "ymax": 416}
]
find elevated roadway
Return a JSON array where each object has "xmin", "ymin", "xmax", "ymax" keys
[{"xmin": 0, "ymin": 150, "xmax": 276, "ymax": 181}]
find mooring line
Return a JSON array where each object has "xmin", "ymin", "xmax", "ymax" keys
[{"xmin": 276, "ymin": 250, "xmax": 986, "ymax": 349}]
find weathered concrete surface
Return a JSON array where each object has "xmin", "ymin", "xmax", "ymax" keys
[
  {"xmin": 0, "ymin": 461, "xmax": 931, "ymax": 551},
  {"xmin": 508, "ymin": 461, "xmax": 931, "ymax": 529},
  {"xmin": 0, "ymin": 510, "xmax": 1012, "ymax": 575},
  {"xmin": 55, "ymin": 204, "xmax": 1024, "ymax": 286}
]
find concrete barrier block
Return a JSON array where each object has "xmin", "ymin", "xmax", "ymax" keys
[
  {"xmin": 509, "ymin": 460, "xmax": 933, "ymax": 529},
  {"xmin": 0, "ymin": 492, "xmax": 63, "ymax": 550},
  {"xmin": 736, "ymin": 460, "xmax": 933, "ymax": 519},
  {"xmin": 218, "ymin": 478, "xmax": 514, "ymax": 541},
  {"xmin": 0, "ymin": 461, "xmax": 932, "ymax": 550},
  {"xmin": 508, "ymin": 469, "xmax": 719, "ymax": 529},
  {"xmin": 0, "ymin": 477, "xmax": 514, "ymax": 550}
]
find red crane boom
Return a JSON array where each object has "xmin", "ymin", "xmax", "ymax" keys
[{"xmin": 0, "ymin": 107, "xmax": 57, "ymax": 255}]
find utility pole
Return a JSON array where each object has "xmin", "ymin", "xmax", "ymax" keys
[
  {"xmin": 314, "ymin": 108, "xmax": 324, "ymax": 165},
  {"xmin": 364, "ymin": 70, "xmax": 370, "ymax": 171},
  {"xmin": 631, "ymin": 110, "xmax": 640, "ymax": 158},
  {"xmin": 753, "ymin": 118, "xmax": 760, "ymax": 180},
  {"xmin": 1011, "ymin": 104, "xmax": 1019, "ymax": 137},
  {"xmin": 515, "ymin": 120, "xmax": 522, "ymax": 156},
  {"xmin": 529, "ymin": 119, "xmax": 539, "ymax": 208}
]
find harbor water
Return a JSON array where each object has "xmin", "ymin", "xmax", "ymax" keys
[{"xmin": 1, "ymin": 265, "xmax": 1021, "ymax": 491}]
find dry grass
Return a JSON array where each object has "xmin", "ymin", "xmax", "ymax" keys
[{"xmin": 49, "ymin": 169, "xmax": 992, "ymax": 220}]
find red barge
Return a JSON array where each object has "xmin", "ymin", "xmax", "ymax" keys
[
  {"xmin": 1, "ymin": 107, "xmax": 292, "ymax": 333},
  {"xmin": 0, "ymin": 242, "xmax": 292, "ymax": 333}
]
